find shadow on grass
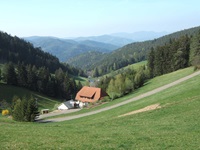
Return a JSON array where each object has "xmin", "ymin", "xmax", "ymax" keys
[{"xmin": 35, "ymin": 119, "xmax": 55, "ymax": 123}]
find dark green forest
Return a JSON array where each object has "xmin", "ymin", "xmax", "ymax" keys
[
  {"xmin": 0, "ymin": 31, "xmax": 84, "ymax": 99},
  {"xmin": 1, "ymin": 27, "xmax": 200, "ymax": 101},
  {"xmin": 0, "ymin": 31, "xmax": 85, "ymax": 75},
  {"xmin": 86, "ymin": 26, "xmax": 200, "ymax": 76},
  {"xmin": 98, "ymin": 30, "xmax": 200, "ymax": 100},
  {"xmin": 148, "ymin": 31, "xmax": 200, "ymax": 77}
]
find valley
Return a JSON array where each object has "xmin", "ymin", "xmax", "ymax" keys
[
  {"xmin": 0, "ymin": 25, "xmax": 200, "ymax": 150},
  {"xmin": 1, "ymin": 0, "xmax": 200, "ymax": 149},
  {"xmin": 1, "ymin": 67, "xmax": 200, "ymax": 149}
]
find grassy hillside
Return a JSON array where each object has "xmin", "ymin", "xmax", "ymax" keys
[
  {"xmin": 0, "ymin": 67, "xmax": 199, "ymax": 149},
  {"xmin": 0, "ymin": 83, "xmax": 62, "ymax": 111},
  {"xmin": 44, "ymin": 67, "xmax": 195, "ymax": 118},
  {"xmin": 102, "ymin": 60, "xmax": 147, "ymax": 78}
]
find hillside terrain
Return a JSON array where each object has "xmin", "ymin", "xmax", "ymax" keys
[
  {"xmin": 0, "ymin": 83, "xmax": 60, "ymax": 111},
  {"xmin": 72, "ymin": 26, "xmax": 200, "ymax": 74},
  {"xmin": 24, "ymin": 36, "xmax": 119, "ymax": 62},
  {"xmin": 91, "ymin": 26, "xmax": 200, "ymax": 75},
  {"xmin": 0, "ymin": 31, "xmax": 84, "ymax": 100},
  {"xmin": 0, "ymin": 67, "xmax": 200, "ymax": 149},
  {"xmin": 24, "ymin": 31, "xmax": 168, "ymax": 64}
]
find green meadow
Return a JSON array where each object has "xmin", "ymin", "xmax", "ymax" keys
[
  {"xmin": 0, "ymin": 84, "xmax": 61, "ymax": 111},
  {"xmin": 0, "ymin": 67, "xmax": 200, "ymax": 149}
]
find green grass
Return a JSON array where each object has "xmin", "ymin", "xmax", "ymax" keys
[
  {"xmin": 45, "ymin": 67, "xmax": 195, "ymax": 119},
  {"xmin": 71, "ymin": 75, "xmax": 87, "ymax": 85},
  {"xmin": 102, "ymin": 61, "xmax": 147, "ymax": 78},
  {"xmin": 0, "ymin": 67, "xmax": 200, "ymax": 149},
  {"xmin": 0, "ymin": 83, "xmax": 61, "ymax": 111}
]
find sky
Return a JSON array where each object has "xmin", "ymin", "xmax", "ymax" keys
[{"xmin": 1, "ymin": 0, "xmax": 200, "ymax": 38}]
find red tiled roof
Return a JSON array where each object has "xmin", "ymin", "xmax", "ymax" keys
[{"xmin": 75, "ymin": 86, "xmax": 107, "ymax": 103}]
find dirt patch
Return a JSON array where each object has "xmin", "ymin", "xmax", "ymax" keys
[{"xmin": 119, "ymin": 103, "xmax": 161, "ymax": 117}]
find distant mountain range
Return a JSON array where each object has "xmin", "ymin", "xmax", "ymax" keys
[
  {"xmin": 67, "ymin": 26, "xmax": 200, "ymax": 73},
  {"xmin": 73, "ymin": 34, "xmax": 134, "ymax": 47},
  {"xmin": 24, "ymin": 31, "xmax": 168, "ymax": 62},
  {"xmin": 24, "ymin": 36, "xmax": 120, "ymax": 62},
  {"xmin": 110, "ymin": 31, "xmax": 168, "ymax": 41}
]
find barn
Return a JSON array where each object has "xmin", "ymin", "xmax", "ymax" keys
[{"xmin": 75, "ymin": 86, "xmax": 107, "ymax": 108}]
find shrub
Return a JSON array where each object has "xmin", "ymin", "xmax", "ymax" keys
[
  {"xmin": 2, "ymin": 109, "xmax": 9, "ymax": 116},
  {"xmin": 101, "ymin": 96, "xmax": 110, "ymax": 102}
]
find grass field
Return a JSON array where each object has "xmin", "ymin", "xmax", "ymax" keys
[
  {"xmin": 0, "ymin": 83, "xmax": 62, "ymax": 111},
  {"xmin": 102, "ymin": 61, "xmax": 147, "ymax": 78},
  {"xmin": 0, "ymin": 67, "xmax": 200, "ymax": 149},
  {"xmin": 71, "ymin": 75, "xmax": 88, "ymax": 85},
  {"xmin": 45, "ymin": 67, "xmax": 195, "ymax": 119}
]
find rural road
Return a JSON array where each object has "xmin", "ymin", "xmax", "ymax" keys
[{"xmin": 37, "ymin": 70, "xmax": 200, "ymax": 123}]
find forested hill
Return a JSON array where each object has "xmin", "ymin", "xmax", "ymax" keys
[
  {"xmin": 0, "ymin": 31, "xmax": 82, "ymax": 75},
  {"xmin": 91, "ymin": 26, "xmax": 200, "ymax": 76},
  {"xmin": 0, "ymin": 31, "xmax": 85, "ymax": 99}
]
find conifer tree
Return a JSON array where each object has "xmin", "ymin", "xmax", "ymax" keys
[
  {"xmin": 12, "ymin": 96, "xmax": 39, "ymax": 122},
  {"xmin": 3, "ymin": 62, "xmax": 17, "ymax": 85}
]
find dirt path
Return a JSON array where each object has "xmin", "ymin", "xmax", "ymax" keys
[
  {"xmin": 118, "ymin": 103, "xmax": 161, "ymax": 117},
  {"xmin": 37, "ymin": 70, "xmax": 200, "ymax": 123}
]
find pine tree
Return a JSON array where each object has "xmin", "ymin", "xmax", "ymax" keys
[
  {"xmin": 12, "ymin": 96, "xmax": 39, "ymax": 122},
  {"xmin": 12, "ymin": 99, "xmax": 23, "ymax": 121},
  {"xmin": 17, "ymin": 63, "xmax": 27, "ymax": 87},
  {"xmin": 26, "ymin": 96, "xmax": 39, "ymax": 122},
  {"xmin": 3, "ymin": 63, "xmax": 17, "ymax": 85},
  {"xmin": 190, "ymin": 30, "xmax": 200, "ymax": 66},
  {"xmin": 0, "ymin": 68, "xmax": 2, "ymax": 81},
  {"xmin": 147, "ymin": 48, "xmax": 155, "ymax": 78},
  {"xmin": 93, "ymin": 67, "xmax": 99, "ymax": 77}
]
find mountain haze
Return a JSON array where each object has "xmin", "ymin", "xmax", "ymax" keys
[
  {"xmin": 110, "ymin": 31, "xmax": 168, "ymax": 41},
  {"xmin": 73, "ymin": 34, "xmax": 134, "ymax": 47},
  {"xmin": 93, "ymin": 26, "xmax": 200, "ymax": 75},
  {"xmin": 24, "ymin": 36, "xmax": 119, "ymax": 62}
]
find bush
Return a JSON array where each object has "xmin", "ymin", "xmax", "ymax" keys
[
  {"xmin": 2, "ymin": 109, "xmax": 9, "ymax": 116},
  {"xmin": 101, "ymin": 96, "xmax": 110, "ymax": 102}
]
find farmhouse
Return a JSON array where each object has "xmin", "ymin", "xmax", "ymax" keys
[{"xmin": 75, "ymin": 86, "xmax": 107, "ymax": 108}]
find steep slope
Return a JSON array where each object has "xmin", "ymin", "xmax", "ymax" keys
[
  {"xmin": 0, "ymin": 31, "xmax": 85, "ymax": 99},
  {"xmin": 0, "ymin": 32, "xmax": 74, "ymax": 73}
]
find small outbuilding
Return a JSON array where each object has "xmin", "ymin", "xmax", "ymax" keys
[
  {"xmin": 58, "ymin": 100, "xmax": 78, "ymax": 110},
  {"xmin": 41, "ymin": 109, "xmax": 49, "ymax": 114}
]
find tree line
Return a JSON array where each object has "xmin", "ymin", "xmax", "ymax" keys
[
  {"xmin": 97, "ymin": 66, "xmax": 149, "ymax": 100},
  {"xmin": 97, "ymin": 30, "xmax": 200, "ymax": 101},
  {"xmin": 0, "ymin": 31, "xmax": 86, "ymax": 76},
  {"xmin": 90, "ymin": 26, "xmax": 200, "ymax": 77},
  {"xmin": 11, "ymin": 95, "xmax": 39, "ymax": 122},
  {"xmin": 148, "ymin": 31, "xmax": 200, "ymax": 77},
  {"xmin": 1, "ymin": 62, "xmax": 82, "ymax": 99}
]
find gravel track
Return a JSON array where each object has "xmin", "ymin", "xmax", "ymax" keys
[{"xmin": 37, "ymin": 70, "xmax": 200, "ymax": 123}]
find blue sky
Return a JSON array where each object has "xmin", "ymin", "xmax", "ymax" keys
[{"xmin": 1, "ymin": 0, "xmax": 200, "ymax": 37}]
